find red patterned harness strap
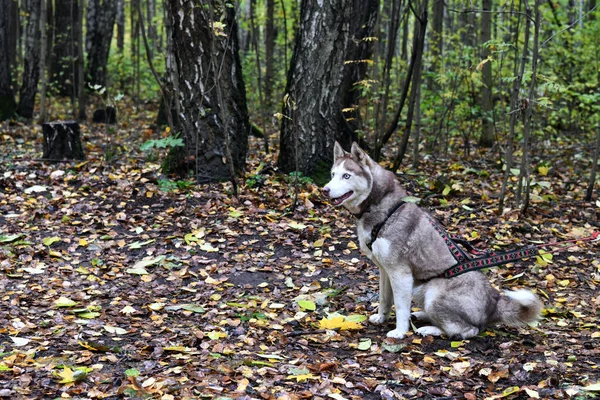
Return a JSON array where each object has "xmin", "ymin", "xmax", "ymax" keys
[{"xmin": 425, "ymin": 215, "xmax": 538, "ymax": 280}]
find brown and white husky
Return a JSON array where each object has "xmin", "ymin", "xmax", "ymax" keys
[{"xmin": 323, "ymin": 142, "xmax": 542, "ymax": 339}]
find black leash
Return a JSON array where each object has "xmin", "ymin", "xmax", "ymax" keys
[{"xmin": 365, "ymin": 200, "xmax": 407, "ymax": 251}]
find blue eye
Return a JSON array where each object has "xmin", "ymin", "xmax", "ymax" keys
[{"xmin": 343, "ymin": 173, "xmax": 351, "ymax": 179}]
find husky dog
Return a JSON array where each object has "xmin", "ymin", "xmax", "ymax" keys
[{"xmin": 323, "ymin": 142, "xmax": 542, "ymax": 339}]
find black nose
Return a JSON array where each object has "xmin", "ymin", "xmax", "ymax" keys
[{"xmin": 323, "ymin": 187, "xmax": 330, "ymax": 195}]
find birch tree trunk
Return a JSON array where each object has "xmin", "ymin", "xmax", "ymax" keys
[
  {"xmin": 278, "ymin": 0, "xmax": 354, "ymax": 180},
  {"xmin": 165, "ymin": 0, "xmax": 250, "ymax": 185}
]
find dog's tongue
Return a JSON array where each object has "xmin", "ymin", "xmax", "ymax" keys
[{"xmin": 331, "ymin": 191, "xmax": 352, "ymax": 205}]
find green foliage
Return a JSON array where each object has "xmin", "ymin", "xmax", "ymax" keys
[
  {"xmin": 141, "ymin": 135, "xmax": 185, "ymax": 151},
  {"xmin": 158, "ymin": 178, "xmax": 195, "ymax": 192},
  {"xmin": 286, "ymin": 171, "xmax": 313, "ymax": 186}
]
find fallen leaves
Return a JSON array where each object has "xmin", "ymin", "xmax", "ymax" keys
[{"xmin": 1, "ymin": 121, "xmax": 599, "ymax": 399}]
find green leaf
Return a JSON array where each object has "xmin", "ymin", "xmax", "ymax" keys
[
  {"xmin": 357, "ymin": 338, "xmax": 372, "ymax": 351},
  {"xmin": 127, "ymin": 239, "xmax": 155, "ymax": 249},
  {"xmin": 583, "ymin": 383, "xmax": 600, "ymax": 391},
  {"xmin": 0, "ymin": 234, "xmax": 24, "ymax": 243},
  {"xmin": 130, "ymin": 255, "xmax": 165, "ymax": 270},
  {"xmin": 77, "ymin": 312, "xmax": 101, "ymax": 319},
  {"xmin": 54, "ymin": 296, "xmax": 78, "ymax": 308},
  {"xmin": 43, "ymin": 237, "xmax": 61, "ymax": 246},
  {"xmin": 181, "ymin": 304, "xmax": 205, "ymax": 313},
  {"xmin": 382, "ymin": 341, "xmax": 406, "ymax": 353},
  {"xmin": 103, "ymin": 326, "xmax": 128, "ymax": 335},
  {"xmin": 126, "ymin": 267, "xmax": 149, "ymax": 275},
  {"xmin": 124, "ymin": 368, "xmax": 140, "ymax": 377},
  {"xmin": 345, "ymin": 314, "xmax": 367, "ymax": 323},
  {"xmin": 297, "ymin": 300, "xmax": 316, "ymax": 311}
]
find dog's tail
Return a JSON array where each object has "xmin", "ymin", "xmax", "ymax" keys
[{"xmin": 494, "ymin": 289, "xmax": 543, "ymax": 327}]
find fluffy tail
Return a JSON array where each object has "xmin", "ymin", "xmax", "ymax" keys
[{"xmin": 494, "ymin": 289, "xmax": 543, "ymax": 327}]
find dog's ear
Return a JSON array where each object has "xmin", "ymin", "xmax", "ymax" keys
[
  {"xmin": 351, "ymin": 142, "xmax": 369, "ymax": 165},
  {"xmin": 333, "ymin": 141, "xmax": 345, "ymax": 160}
]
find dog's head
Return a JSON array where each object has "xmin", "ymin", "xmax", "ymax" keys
[{"xmin": 322, "ymin": 142, "xmax": 374, "ymax": 210}]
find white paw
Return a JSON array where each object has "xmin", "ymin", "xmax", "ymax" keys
[
  {"xmin": 386, "ymin": 329, "xmax": 407, "ymax": 339},
  {"xmin": 411, "ymin": 311, "xmax": 430, "ymax": 321},
  {"xmin": 369, "ymin": 314, "xmax": 388, "ymax": 325},
  {"xmin": 416, "ymin": 325, "xmax": 444, "ymax": 336}
]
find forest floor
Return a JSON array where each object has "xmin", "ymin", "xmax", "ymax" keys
[{"xmin": 1, "ymin": 107, "xmax": 599, "ymax": 399}]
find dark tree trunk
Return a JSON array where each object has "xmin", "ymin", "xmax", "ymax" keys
[
  {"xmin": 278, "ymin": 0, "xmax": 354, "ymax": 179},
  {"xmin": 38, "ymin": 0, "xmax": 49, "ymax": 122},
  {"xmin": 0, "ymin": 0, "xmax": 16, "ymax": 120},
  {"xmin": 7, "ymin": 0, "xmax": 18, "ymax": 67},
  {"xmin": 116, "ymin": 0, "xmax": 125, "ymax": 52},
  {"xmin": 165, "ymin": 0, "xmax": 250, "ymax": 184},
  {"xmin": 17, "ymin": 0, "xmax": 42, "ymax": 118},
  {"xmin": 429, "ymin": 0, "xmax": 444, "ymax": 89},
  {"xmin": 42, "ymin": 120, "xmax": 86, "ymax": 160},
  {"xmin": 49, "ymin": 0, "xmax": 80, "ymax": 96},
  {"xmin": 338, "ymin": 0, "xmax": 379, "ymax": 150},
  {"xmin": 86, "ymin": 0, "xmax": 117, "ymax": 88},
  {"xmin": 264, "ymin": 0, "xmax": 275, "ymax": 111},
  {"xmin": 479, "ymin": 0, "xmax": 495, "ymax": 147}
]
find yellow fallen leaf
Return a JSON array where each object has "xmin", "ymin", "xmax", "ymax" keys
[
  {"xmin": 56, "ymin": 366, "xmax": 75, "ymax": 384},
  {"xmin": 319, "ymin": 315, "xmax": 362, "ymax": 330},
  {"xmin": 286, "ymin": 373, "xmax": 318, "ymax": 382},
  {"xmin": 54, "ymin": 296, "xmax": 78, "ymax": 307}
]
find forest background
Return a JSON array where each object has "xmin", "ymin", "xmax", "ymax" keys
[{"xmin": 1, "ymin": 0, "xmax": 600, "ymax": 399}]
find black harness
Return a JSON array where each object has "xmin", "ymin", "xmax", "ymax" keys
[{"xmin": 362, "ymin": 200, "xmax": 539, "ymax": 280}]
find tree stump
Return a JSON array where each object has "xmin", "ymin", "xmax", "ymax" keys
[
  {"xmin": 42, "ymin": 120, "xmax": 85, "ymax": 161},
  {"xmin": 92, "ymin": 106, "xmax": 117, "ymax": 124}
]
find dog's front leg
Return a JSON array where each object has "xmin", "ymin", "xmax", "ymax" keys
[
  {"xmin": 369, "ymin": 265, "xmax": 393, "ymax": 324},
  {"xmin": 385, "ymin": 269, "xmax": 414, "ymax": 339}
]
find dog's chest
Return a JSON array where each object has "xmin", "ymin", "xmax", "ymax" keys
[{"xmin": 357, "ymin": 221, "xmax": 375, "ymax": 259}]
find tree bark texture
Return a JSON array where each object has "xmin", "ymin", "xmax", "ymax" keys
[
  {"xmin": 17, "ymin": 0, "xmax": 42, "ymax": 118},
  {"xmin": 338, "ymin": 0, "xmax": 379, "ymax": 149},
  {"xmin": 86, "ymin": 0, "xmax": 117, "ymax": 88},
  {"xmin": 479, "ymin": 0, "xmax": 495, "ymax": 147},
  {"xmin": 278, "ymin": 0, "xmax": 354, "ymax": 179},
  {"xmin": 38, "ymin": 0, "xmax": 49, "ymax": 122},
  {"xmin": 166, "ymin": 0, "xmax": 250, "ymax": 183},
  {"xmin": 0, "ymin": 0, "xmax": 16, "ymax": 120},
  {"xmin": 264, "ymin": 0, "xmax": 275, "ymax": 110},
  {"xmin": 42, "ymin": 120, "xmax": 85, "ymax": 160},
  {"xmin": 7, "ymin": 0, "xmax": 18, "ymax": 67},
  {"xmin": 49, "ymin": 0, "xmax": 80, "ymax": 96},
  {"xmin": 116, "ymin": 0, "xmax": 125, "ymax": 52},
  {"xmin": 429, "ymin": 0, "xmax": 444, "ymax": 89}
]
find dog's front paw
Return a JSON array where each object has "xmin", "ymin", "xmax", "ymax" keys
[
  {"xmin": 411, "ymin": 311, "xmax": 430, "ymax": 322},
  {"xmin": 369, "ymin": 314, "xmax": 388, "ymax": 325},
  {"xmin": 415, "ymin": 325, "xmax": 444, "ymax": 336},
  {"xmin": 386, "ymin": 328, "xmax": 407, "ymax": 339}
]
